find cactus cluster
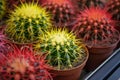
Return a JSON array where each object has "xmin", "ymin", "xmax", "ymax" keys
[
  {"xmin": 72, "ymin": 7, "xmax": 119, "ymax": 47},
  {"xmin": 34, "ymin": 29, "xmax": 87, "ymax": 70},
  {"xmin": 5, "ymin": 3, "xmax": 51, "ymax": 44},
  {"xmin": 107, "ymin": 0, "xmax": 120, "ymax": 21},
  {"xmin": 0, "ymin": 0, "xmax": 6, "ymax": 20},
  {"xmin": 42, "ymin": 0, "xmax": 76, "ymax": 27},
  {"xmin": 0, "ymin": 46, "xmax": 52, "ymax": 80}
]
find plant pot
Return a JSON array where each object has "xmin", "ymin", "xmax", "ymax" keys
[
  {"xmin": 85, "ymin": 40, "xmax": 120, "ymax": 71},
  {"xmin": 50, "ymin": 46, "xmax": 89, "ymax": 80}
]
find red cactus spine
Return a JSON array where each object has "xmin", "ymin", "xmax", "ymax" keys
[
  {"xmin": 72, "ymin": 7, "xmax": 119, "ymax": 47},
  {"xmin": 0, "ymin": 45, "xmax": 52, "ymax": 80},
  {"xmin": 42, "ymin": 0, "xmax": 77, "ymax": 27}
]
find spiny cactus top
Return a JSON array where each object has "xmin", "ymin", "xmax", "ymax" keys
[
  {"xmin": 5, "ymin": 3, "xmax": 52, "ymax": 44},
  {"xmin": 72, "ymin": 7, "xmax": 120, "ymax": 47},
  {"xmin": 42, "ymin": 0, "xmax": 77, "ymax": 27},
  {"xmin": 34, "ymin": 29, "xmax": 87, "ymax": 70},
  {"xmin": 0, "ymin": 0, "xmax": 6, "ymax": 20},
  {"xmin": 7, "ymin": 0, "xmax": 42, "ymax": 10},
  {"xmin": 107, "ymin": 0, "xmax": 120, "ymax": 21},
  {"xmin": 0, "ymin": 46, "xmax": 52, "ymax": 80}
]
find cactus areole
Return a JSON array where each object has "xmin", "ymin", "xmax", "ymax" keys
[
  {"xmin": 34, "ymin": 29, "xmax": 87, "ymax": 70},
  {"xmin": 5, "ymin": 3, "xmax": 51, "ymax": 44},
  {"xmin": 72, "ymin": 7, "xmax": 120, "ymax": 47}
]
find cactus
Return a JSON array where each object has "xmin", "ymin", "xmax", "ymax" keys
[
  {"xmin": 42, "ymin": 0, "xmax": 77, "ymax": 27},
  {"xmin": 0, "ymin": 0, "xmax": 6, "ymax": 20},
  {"xmin": 73, "ymin": 0, "xmax": 105, "ymax": 9},
  {"xmin": 72, "ymin": 7, "xmax": 120, "ymax": 47},
  {"xmin": 5, "ymin": 3, "xmax": 51, "ymax": 44},
  {"xmin": 7, "ymin": 0, "xmax": 42, "ymax": 10},
  {"xmin": 107, "ymin": 0, "xmax": 120, "ymax": 21},
  {"xmin": 0, "ymin": 45, "xmax": 52, "ymax": 80},
  {"xmin": 34, "ymin": 29, "xmax": 87, "ymax": 70}
]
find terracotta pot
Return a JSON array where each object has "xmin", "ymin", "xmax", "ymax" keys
[
  {"xmin": 50, "ymin": 46, "xmax": 89, "ymax": 80},
  {"xmin": 85, "ymin": 40, "xmax": 120, "ymax": 71}
]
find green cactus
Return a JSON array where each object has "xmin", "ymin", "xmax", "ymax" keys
[
  {"xmin": 5, "ymin": 3, "xmax": 52, "ymax": 44},
  {"xmin": 34, "ymin": 29, "xmax": 87, "ymax": 70},
  {"xmin": 0, "ymin": 0, "xmax": 6, "ymax": 20}
]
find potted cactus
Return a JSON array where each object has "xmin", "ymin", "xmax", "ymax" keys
[
  {"xmin": 5, "ymin": 3, "xmax": 51, "ymax": 44},
  {"xmin": 0, "ymin": 45, "xmax": 53, "ymax": 80},
  {"xmin": 72, "ymin": 7, "xmax": 120, "ymax": 71},
  {"xmin": 106, "ymin": 0, "xmax": 120, "ymax": 48},
  {"xmin": 34, "ymin": 28, "xmax": 89, "ymax": 80},
  {"xmin": 0, "ymin": 0, "xmax": 6, "ymax": 21},
  {"xmin": 42, "ymin": 0, "xmax": 78, "ymax": 28},
  {"xmin": 107, "ymin": 0, "xmax": 120, "ymax": 32}
]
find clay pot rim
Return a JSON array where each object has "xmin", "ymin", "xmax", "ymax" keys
[{"xmin": 50, "ymin": 45, "xmax": 89, "ymax": 72}]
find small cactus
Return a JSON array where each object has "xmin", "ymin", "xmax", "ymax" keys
[
  {"xmin": 72, "ymin": 7, "xmax": 120, "ymax": 47},
  {"xmin": 5, "ymin": 3, "xmax": 51, "ymax": 44},
  {"xmin": 34, "ymin": 29, "xmax": 87, "ymax": 70},
  {"xmin": 107, "ymin": 0, "xmax": 120, "ymax": 21},
  {"xmin": 0, "ymin": 45, "xmax": 52, "ymax": 80},
  {"xmin": 0, "ymin": 0, "xmax": 6, "ymax": 20},
  {"xmin": 42, "ymin": 0, "xmax": 77, "ymax": 27}
]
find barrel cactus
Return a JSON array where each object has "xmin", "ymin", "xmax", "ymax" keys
[
  {"xmin": 72, "ymin": 7, "xmax": 120, "ymax": 47},
  {"xmin": 7, "ymin": 0, "xmax": 42, "ymax": 10},
  {"xmin": 42, "ymin": 0, "xmax": 77, "ymax": 27},
  {"xmin": 0, "ymin": 0, "xmax": 6, "ymax": 20},
  {"xmin": 34, "ymin": 29, "xmax": 87, "ymax": 70},
  {"xmin": 107, "ymin": 0, "xmax": 120, "ymax": 21},
  {"xmin": 73, "ymin": 0, "xmax": 105, "ymax": 9},
  {"xmin": 5, "ymin": 3, "xmax": 51, "ymax": 44},
  {"xmin": 0, "ymin": 46, "xmax": 52, "ymax": 80}
]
